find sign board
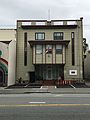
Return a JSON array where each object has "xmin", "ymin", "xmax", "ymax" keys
[{"xmin": 69, "ymin": 70, "xmax": 77, "ymax": 75}]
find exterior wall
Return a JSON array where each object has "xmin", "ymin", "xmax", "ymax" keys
[
  {"xmin": 0, "ymin": 42, "xmax": 8, "ymax": 61},
  {"xmin": 16, "ymin": 18, "xmax": 83, "ymax": 82},
  {"xmin": 8, "ymin": 40, "xmax": 16, "ymax": 86},
  {"xmin": 0, "ymin": 42, "xmax": 8, "ymax": 85},
  {"xmin": 64, "ymin": 20, "xmax": 83, "ymax": 81},
  {"xmin": 0, "ymin": 29, "xmax": 16, "ymax": 86},
  {"xmin": 16, "ymin": 29, "xmax": 34, "ymax": 81},
  {"xmin": 0, "ymin": 29, "xmax": 16, "ymax": 41}
]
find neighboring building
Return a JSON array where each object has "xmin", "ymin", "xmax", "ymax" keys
[
  {"xmin": 83, "ymin": 38, "xmax": 89, "ymax": 79},
  {"xmin": 83, "ymin": 38, "xmax": 89, "ymax": 58},
  {"xmin": 84, "ymin": 50, "xmax": 90, "ymax": 80},
  {"xmin": 16, "ymin": 18, "xmax": 84, "ymax": 85},
  {"xmin": 0, "ymin": 29, "xmax": 16, "ymax": 86}
]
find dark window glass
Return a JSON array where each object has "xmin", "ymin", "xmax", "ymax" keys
[
  {"xmin": 24, "ymin": 32, "xmax": 27, "ymax": 66},
  {"xmin": 35, "ymin": 33, "xmax": 45, "ymax": 40},
  {"xmin": 71, "ymin": 32, "xmax": 75, "ymax": 66},
  {"xmin": 54, "ymin": 32, "xmax": 63, "ymax": 40}
]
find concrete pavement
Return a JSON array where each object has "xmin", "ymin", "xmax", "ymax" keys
[{"xmin": 0, "ymin": 86, "xmax": 90, "ymax": 94}]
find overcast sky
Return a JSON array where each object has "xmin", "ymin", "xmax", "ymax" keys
[{"xmin": 0, "ymin": 0, "xmax": 90, "ymax": 47}]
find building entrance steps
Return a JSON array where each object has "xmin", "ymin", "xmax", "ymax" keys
[{"xmin": 40, "ymin": 86, "xmax": 57, "ymax": 89}]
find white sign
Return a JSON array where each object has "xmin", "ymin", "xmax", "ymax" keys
[{"xmin": 69, "ymin": 70, "xmax": 77, "ymax": 76}]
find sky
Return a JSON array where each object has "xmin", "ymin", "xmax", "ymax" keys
[{"xmin": 0, "ymin": 0, "xmax": 90, "ymax": 48}]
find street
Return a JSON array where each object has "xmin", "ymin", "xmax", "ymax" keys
[{"xmin": 0, "ymin": 93, "xmax": 90, "ymax": 120}]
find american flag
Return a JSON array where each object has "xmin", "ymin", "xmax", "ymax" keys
[{"xmin": 45, "ymin": 47, "xmax": 52, "ymax": 54}]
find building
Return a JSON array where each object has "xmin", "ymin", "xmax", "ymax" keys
[
  {"xmin": 84, "ymin": 50, "xmax": 90, "ymax": 80},
  {"xmin": 83, "ymin": 38, "xmax": 89, "ymax": 79},
  {"xmin": 16, "ymin": 17, "xmax": 84, "ymax": 85},
  {"xmin": 0, "ymin": 29, "xmax": 16, "ymax": 86}
]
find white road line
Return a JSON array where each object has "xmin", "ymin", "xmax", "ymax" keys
[{"xmin": 29, "ymin": 102, "xmax": 46, "ymax": 104}]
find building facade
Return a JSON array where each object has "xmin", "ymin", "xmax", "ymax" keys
[
  {"xmin": 84, "ymin": 50, "xmax": 90, "ymax": 80},
  {"xmin": 16, "ymin": 18, "xmax": 84, "ymax": 85},
  {"xmin": 0, "ymin": 29, "xmax": 16, "ymax": 86}
]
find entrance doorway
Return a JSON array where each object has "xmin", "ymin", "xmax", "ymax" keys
[
  {"xmin": 28, "ymin": 72, "xmax": 35, "ymax": 83},
  {"xmin": 47, "ymin": 69, "xmax": 52, "ymax": 79},
  {"xmin": 46, "ymin": 65, "xmax": 52, "ymax": 80},
  {"xmin": 35, "ymin": 64, "xmax": 64, "ymax": 80}
]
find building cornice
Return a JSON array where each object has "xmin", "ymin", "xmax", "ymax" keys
[{"xmin": 28, "ymin": 40, "xmax": 70, "ymax": 46}]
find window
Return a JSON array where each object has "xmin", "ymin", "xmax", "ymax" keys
[
  {"xmin": 35, "ymin": 32, "xmax": 45, "ymax": 40},
  {"xmin": 54, "ymin": 32, "xmax": 63, "ymax": 40},
  {"xmin": 46, "ymin": 45, "xmax": 52, "ymax": 54},
  {"xmin": 24, "ymin": 32, "xmax": 27, "ymax": 66},
  {"xmin": 36, "ymin": 45, "xmax": 42, "ymax": 54},
  {"xmin": 56, "ymin": 45, "xmax": 62, "ymax": 54},
  {"xmin": 71, "ymin": 32, "xmax": 75, "ymax": 65}
]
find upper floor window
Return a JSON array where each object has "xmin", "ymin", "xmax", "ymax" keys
[
  {"xmin": 54, "ymin": 32, "xmax": 63, "ymax": 40},
  {"xmin": 35, "ymin": 32, "xmax": 45, "ymax": 40},
  {"xmin": 24, "ymin": 32, "xmax": 27, "ymax": 66},
  {"xmin": 71, "ymin": 32, "xmax": 75, "ymax": 66}
]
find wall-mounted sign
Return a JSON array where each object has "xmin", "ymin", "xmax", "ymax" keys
[{"xmin": 69, "ymin": 70, "xmax": 77, "ymax": 75}]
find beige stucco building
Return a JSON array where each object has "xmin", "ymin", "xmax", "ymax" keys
[
  {"xmin": 0, "ymin": 29, "xmax": 16, "ymax": 86},
  {"xmin": 16, "ymin": 18, "xmax": 84, "ymax": 85}
]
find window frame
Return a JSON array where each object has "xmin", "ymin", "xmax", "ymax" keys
[
  {"xmin": 36, "ymin": 45, "xmax": 42, "ymax": 54},
  {"xmin": 71, "ymin": 32, "xmax": 75, "ymax": 66},
  {"xmin": 24, "ymin": 32, "xmax": 27, "ymax": 66},
  {"xmin": 35, "ymin": 32, "xmax": 45, "ymax": 40},
  {"xmin": 56, "ymin": 45, "xmax": 63, "ymax": 54},
  {"xmin": 53, "ymin": 32, "xmax": 64, "ymax": 40}
]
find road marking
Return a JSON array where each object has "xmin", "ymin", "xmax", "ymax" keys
[
  {"xmin": 29, "ymin": 102, "xmax": 46, "ymax": 104},
  {"xmin": 0, "ymin": 104, "xmax": 90, "ymax": 107}
]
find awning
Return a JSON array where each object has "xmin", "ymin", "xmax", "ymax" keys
[{"xmin": 28, "ymin": 40, "xmax": 70, "ymax": 46}]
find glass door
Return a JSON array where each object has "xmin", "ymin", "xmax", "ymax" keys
[
  {"xmin": 47, "ymin": 65, "xmax": 52, "ymax": 80},
  {"xmin": 47, "ymin": 69, "xmax": 52, "ymax": 79}
]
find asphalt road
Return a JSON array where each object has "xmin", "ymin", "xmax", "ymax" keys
[{"xmin": 0, "ymin": 93, "xmax": 90, "ymax": 120}]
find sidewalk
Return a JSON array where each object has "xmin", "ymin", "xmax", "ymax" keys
[{"xmin": 0, "ymin": 86, "xmax": 90, "ymax": 94}]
